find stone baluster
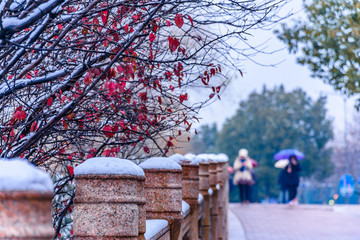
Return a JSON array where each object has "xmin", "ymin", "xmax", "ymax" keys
[
  {"xmin": 181, "ymin": 161, "xmax": 200, "ymax": 240},
  {"xmin": 216, "ymin": 159, "xmax": 227, "ymax": 240},
  {"xmin": 209, "ymin": 159, "xmax": 219, "ymax": 240},
  {"xmin": 73, "ymin": 157, "xmax": 146, "ymax": 239},
  {"xmin": 0, "ymin": 159, "xmax": 54, "ymax": 239},
  {"xmin": 139, "ymin": 157, "xmax": 183, "ymax": 240},
  {"xmin": 198, "ymin": 160, "xmax": 210, "ymax": 240}
]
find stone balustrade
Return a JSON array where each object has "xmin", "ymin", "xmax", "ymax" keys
[
  {"xmin": 0, "ymin": 159, "xmax": 54, "ymax": 239},
  {"xmin": 0, "ymin": 153, "xmax": 229, "ymax": 240}
]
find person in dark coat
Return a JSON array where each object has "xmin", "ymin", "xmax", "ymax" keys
[
  {"xmin": 278, "ymin": 168, "xmax": 288, "ymax": 203},
  {"xmin": 283, "ymin": 155, "xmax": 301, "ymax": 204}
]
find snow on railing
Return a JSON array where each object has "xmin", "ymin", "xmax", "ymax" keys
[{"xmin": 0, "ymin": 153, "xmax": 229, "ymax": 239}]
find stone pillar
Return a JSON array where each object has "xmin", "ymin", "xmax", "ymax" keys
[
  {"xmin": 139, "ymin": 157, "xmax": 183, "ymax": 240},
  {"xmin": 216, "ymin": 161, "xmax": 226, "ymax": 240},
  {"xmin": 224, "ymin": 161, "xmax": 229, "ymax": 240},
  {"xmin": 181, "ymin": 161, "xmax": 199, "ymax": 240},
  {"xmin": 73, "ymin": 157, "xmax": 146, "ymax": 239},
  {"xmin": 198, "ymin": 161, "xmax": 210, "ymax": 240},
  {"xmin": 209, "ymin": 161, "xmax": 219, "ymax": 240},
  {"xmin": 216, "ymin": 153, "xmax": 229, "ymax": 240},
  {"xmin": 0, "ymin": 159, "xmax": 54, "ymax": 239}
]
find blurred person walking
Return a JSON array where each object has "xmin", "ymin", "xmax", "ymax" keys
[
  {"xmin": 278, "ymin": 168, "xmax": 288, "ymax": 203},
  {"xmin": 233, "ymin": 149, "xmax": 254, "ymax": 203},
  {"xmin": 283, "ymin": 155, "xmax": 301, "ymax": 205}
]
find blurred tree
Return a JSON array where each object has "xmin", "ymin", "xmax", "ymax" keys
[
  {"xmin": 186, "ymin": 123, "xmax": 218, "ymax": 154},
  {"xmin": 275, "ymin": 0, "xmax": 360, "ymax": 105},
  {"xmin": 216, "ymin": 86, "xmax": 334, "ymax": 200}
]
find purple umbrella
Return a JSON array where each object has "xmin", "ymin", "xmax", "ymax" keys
[{"xmin": 274, "ymin": 149, "xmax": 305, "ymax": 161}]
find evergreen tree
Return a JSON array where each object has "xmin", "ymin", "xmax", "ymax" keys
[{"xmin": 216, "ymin": 86, "xmax": 334, "ymax": 200}]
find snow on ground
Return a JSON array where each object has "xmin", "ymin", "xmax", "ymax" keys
[
  {"xmin": 0, "ymin": 158, "xmax": 53, "ymax": 192},
  {"xmin": 145, "ymin": 219, "xmax": 169, "ymax": 240},
  {"xmin": 139, "ymin": 157, "xmax": 182, "ymax": 170},
  {"xmin": 74, "ymin": 157, "xmax": 144, "ymax": 176}
]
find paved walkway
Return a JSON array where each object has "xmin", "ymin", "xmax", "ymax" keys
[{"xmin": 229, "ymin": 203, "xmax": 360, "ymax": 240}]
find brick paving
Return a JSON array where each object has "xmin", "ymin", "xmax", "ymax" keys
[{"xmin": 229, "ymin": 203, "xmax": 360, "ymax": 240}]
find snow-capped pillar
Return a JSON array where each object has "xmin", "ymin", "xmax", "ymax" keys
[
  {"xmin": 198, "ymin": 159, "xmax": 210, "ymax": 240},
  {"xmin": 0, "ymin": 159, "xmax": 54, "ymax": 239},
  {"xmin": 219, "ymin": 154, "xmax": 230, "ymax": 240},
  {"xmin": 139, "ymin": 157, "xmax": 183, "ymax": 240},
  {"xmin": 209, "ymin": 159, "xmax": 219, "ymax": 240},
  {"xmin": 182, "ymin": 162, "xmax": 200, "ymax": 240},
  {"xmin": 169, "ymin": 154, "xmax": 200, "ymax": 240},
  {"xmin": 73, "ymin": 157, "xmax": 146, "ymax": 240},
  {"xmin": 216, "ymin": 155, "xmax": 228, "ymax": 240}
]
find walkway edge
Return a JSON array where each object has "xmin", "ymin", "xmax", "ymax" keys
[{"xmin": 228, "ymin": 205, "xmax": 246, "ymax": 240}]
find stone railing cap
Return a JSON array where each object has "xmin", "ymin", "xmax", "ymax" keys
[
  {"xmin": 0, "ymin": 158, "xmax": 53, "ymax": 192},
  {"xmin": 197, "ymin": 153, "xmax": 229, "ymax": 163},
  {"xmin": 168, "ymin": 153, "xmax": 186, "ymax": 164},
  {"xmin": 74, "ymin": 157, "xmax": 145, "ymax": 176},
  {"xmin": 184, "ymin": 153, "xmax": 196, "ymax": 160},
  {"xmin": 216, "ymin": 153, "xmax": 229, "ymax": 163},
  {"xmin": 169, "ymin": 153, "xmax": 201, "ymax": 165},
  {"xmin": 139, "ymin": 157, "xmax": 182, "ymax": 170},
  {"xmin": 197, "ymin": 153, "xmax": 217, "ymax": 162}
]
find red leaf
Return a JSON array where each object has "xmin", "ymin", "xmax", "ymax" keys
[
  {"xmin": 132, "ymin": 14, "xmax": 139, "ymax": 21},
  {"xmin": 47, "ymin": 97, "xmax": 53, "ymax": 106},
  {"xmin": 201, "ymin": 78, "xmax": 208, "ymax": 85},
  {"xmin": 124, "ymin": 24, "xmax": 129, "ymax": 33},
  {"xmin": 149, "ymin": 33, "xmax": 156, "ymax": 42},
  {"xmin": 57, "ymin": 24, "xmax": 63, "ymax": 30},
  {"xmin": 67, "ymin": 166, "xmax": 74, "ymax": 176},
  {"xmin": 20, "ymin": 111, "xmax": 26, "ymax": 120},
  {"xmin": 168, "ymin": 37, "xmax": 180, "ymax": 52},
  {"xmin": 167, "ymin": 140, "xmax": 174, "ymax": 147},
  {"xmin": 209, "ymin": 93, "xmax": 215, "ymax": 99},
  {"xmin": 62, "ymin": 119, "xmax": 68, "ymax": 130},
  {"xmin": 175, "ymin": 14, "xmax": 184, "ymax": 28},
  {"xmin": 30, "ymin": 122, "xmax": 38, "ymax": 132},
  {"xmin": 101, "ymin": 10, "xmax": 108, "ymax": 25},
  {"xmin": 239, "ymin": 69, "xmax": 243, "ymax": 77},
  {"xmin": 103, "ymin": 124, "xmax": 115, "ymax": 137},
  {"xmin": 186, "ymin": 14, "xmax": 193, "ymax": 26},
  {"xmin": 144, "ymin": 146, "xmax": 150, "ymax": 154},
  {"xmin": 216, "ymin": 86, "xmax": 221, "ymax": 93}
]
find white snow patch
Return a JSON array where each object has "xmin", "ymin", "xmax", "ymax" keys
[
  {"xmin": 207, "ymin": 154, "xmax": 218, "ymax": 161},
  {"xmin": 74, "ymin": 157, "xmax": 144, "ymax": 176},
  {"xmin": 197, "ymin": 154, "xmax": 210, "ymax": 161},
  {"xmin": 198, "ymin": 193, "xmax": 204, "ymax": 203},
  {"xmin": 216, "ymin": 153, "xmax": 229, "ymax": 162},
  {"xmin": 145, "ymin": 219, "xmax": 169, "ymax": 240},
  {"xmin": 216, "ymin": 184, "xmax": 220, "ymax": 190},
  {"xmin": 168, "ymin": 153, "xmax": 186, "ymax": 164},
  {"xmin": 182, "ymin": 200, "xmax": 191, "ymax": 217},
  {"xmin": 139, "ymin": 157, "xmax": 182, "ymax": 170},
  {"xmin": 208, "ymin": 188, "xmax": 213, "ymax": 196},
  {"xmin": 0, "ymin": 158, "xmax": 53, "ymax": 192},
  {"xmin": 184, "ymin": 153, "xmax": 196, "ymax": 160},
  {"xmin": 190, "ymin": 156, "xmax": 207, "ymax": 165}
]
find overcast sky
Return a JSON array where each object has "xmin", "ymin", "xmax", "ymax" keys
[{"xmin": 194, "ymin": 0, "xmax": 357, "ymax": 138}]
